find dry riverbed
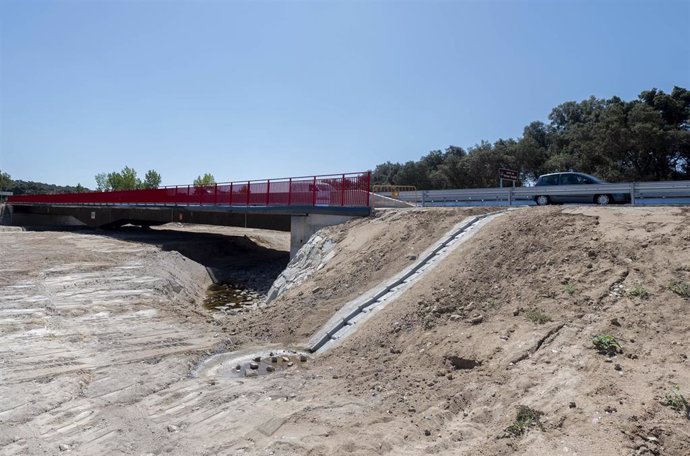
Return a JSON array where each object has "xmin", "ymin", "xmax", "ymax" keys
[{"xmin": 1, "ymin": 207, "xmax": 689, "ymax": 455}]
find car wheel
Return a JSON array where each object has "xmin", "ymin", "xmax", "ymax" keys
[
  {"xmin": 595, "ymin": 194, "xmax": 611, "ymax": 205},
  {"xmin": 535, "ymin": 195, "xmax": 550, "ymax": 206}
]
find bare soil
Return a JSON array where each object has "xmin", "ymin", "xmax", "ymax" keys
[{"xmin": 1, "ymin": 207, "xmax": 689, "ymax": 455}]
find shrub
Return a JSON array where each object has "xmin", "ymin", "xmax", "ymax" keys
[
  {"xmin": 524, "ymin": 308, "xmax": 552, "ymax": 325},
  {"xmin": 628, "ymin": 283, "xmax": 650, "ymax": 299},
  {"xmin": 505, "ymin": 406, "xmax": 544, "ymax": 436},
  {"xmin": 669, "ymin": 279, "xmax": 690, "ymax": 298},
  {"xmin": 592, "ymin": 334, "xmax": 622, "ymax": 355}
]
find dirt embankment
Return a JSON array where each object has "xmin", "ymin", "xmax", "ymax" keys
[
  {"xmin": 231, "ymin": 207, "xmax": 496, "ymax": 345},
  {"xmin": 298, "ymin": 206, "xmax": 690, "ymax": 455}
]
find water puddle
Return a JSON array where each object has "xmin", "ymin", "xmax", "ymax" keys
[{"xmin": 203, "ymin": 282, "xmax": 260, "ymax": 310}]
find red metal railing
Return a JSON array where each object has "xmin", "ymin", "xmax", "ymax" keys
[{"xmin": 8, "ymin": 171, "xmax": 372, "ymax": 208}]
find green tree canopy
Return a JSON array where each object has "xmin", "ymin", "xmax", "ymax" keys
[
  {"xmin": 142, "ymin": 170, "xmax": 162, "ymax": 189},
  {"xmin": 372, "ymin": 86, "xmax": 690, "ymax": 189},
  {"xmin": 95, "ymin": 167, "xmax": 163, "ymax": 191},
  {"xmin": 193, "ymin": 173, "xmax": 216, "ymax": 187},
  {"xmin": 0, "ymin": 170, "xmax": 12, "ymax": 191}
]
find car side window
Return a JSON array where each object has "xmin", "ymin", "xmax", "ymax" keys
[
  {"xmin": 560, "ymin": 174, "xmax": 579, "ymax": 185},
  {"xmin": 579, "ymin": 176, "xmax": 595, "ymax": 184},
  {"xmin": 541, "ymin": 175, "xmax": 558, "ymax": 185}
]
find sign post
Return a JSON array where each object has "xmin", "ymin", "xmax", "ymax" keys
[{"xmin": 499, "ymin": 168, "xmax": 518, "ymax": 205}]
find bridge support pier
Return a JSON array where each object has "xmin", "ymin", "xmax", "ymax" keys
[{"xmin": 290, "ymin": 214, "xmax": 355, "ymax": 259}]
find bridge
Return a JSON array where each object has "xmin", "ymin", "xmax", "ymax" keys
[{"xmin": 6, "ymin": 171, "xmax": 371, "ymax": 258}]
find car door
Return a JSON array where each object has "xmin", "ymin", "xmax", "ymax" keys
[{"xmin": 557, "ymin": 173, "xmax": 581, "ymax": 203}]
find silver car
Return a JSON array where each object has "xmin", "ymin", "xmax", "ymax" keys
[{"xmin": 533, "ymin": 172, "xmax": 630, "ymax": 205}]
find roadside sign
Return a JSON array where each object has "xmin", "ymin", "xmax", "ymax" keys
[{"xmin": 499, "ymin": 168, "xmax": 519, "ymax": 181}]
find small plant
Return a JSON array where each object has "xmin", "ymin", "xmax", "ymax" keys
[
  {"xmin": 628, "ymin": 283, "xmax": 650, "ymax": 299},
  {"xmin": 524, "ymin": 308, "xmax": 552, "ymax": 325},
  {"xmin": 663, "ymin": 385, "xmax": 689, "ymax": 413},
  {"xmin": 669, "ymin": 279, "xmax": 690, "ymax": 298},
  {"xmin": 505, "ymin": 406, "xmax": 544, "ymax": 436},
  {"xmin": 592, "ymin": 334, "xmax": 622, "ymax": 355},
  {"xmin": 563, "ymin": 283, "xmax": 576, "ymax": 295}
]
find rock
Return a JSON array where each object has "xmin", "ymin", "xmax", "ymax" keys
[
  {"xmin": 249, "ymin": 362, "xmax": 259, "ymax": 370},
  {"xmin": 299, "ymin": 354, "xmax": 308, "ymax": 362},
  {"xmin": 235, "ymin": 364, "xmax": 241, "ymax": 371},
  {"xmin": 271, "ymin": 356, "xmax": 278, "ymax": 363},
  {"xmin": 167, "ymin": 424, "xmax": 179, "ymax": 433},
  {"xmin": 424, "ymin": 429, "xmax": 431, "ymax": 436},
  {"xmin": 253, "ymin": 356, "xmax": 261, "ymax": 362},
  {"xmin": 611, "ymin": 318, "xmax": 621, "ymax": 327},
  {"xmin": 266, "ymin": 365, "xmax": 275, "ymax": 372},
  {"xmin": 468, "ymin": 315, "xmax": 483, "ymax": 325},
  {"xmin": 569, "ymin": 402, "xmax": 576, "ymax": 408},
  {"xmin": 449, "ymin": 314, "xmax": 462, "ymax": 321},
  {"xmin": 281, "ymin": 356, "xmax": 290, "ymax": 362},
  {"xmin": 287, "ymin": 362, "xmax": 294, "ymax": 367},
  {"xmin": 615, "ymin": 364, "xmax": 622, "ymax": 371},
  {"xmin": 245, "ymin": 369, "xmax": 258, "ymax": 378},
  {"xmin": 59, "ymin": 444, "xmax": 70, "ymax": 451},
  {"xmin": 407, "ymin": 255, "xmax": 417, "ymax": 261}
]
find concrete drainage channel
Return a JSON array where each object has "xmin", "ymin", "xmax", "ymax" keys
[
  {"xmin": 193, "ymin": 210, "xmax": 506, "ymax": 380},
  {"xmin": 308, "ymin": 210, "xmax": 507, "ymax": 354}
]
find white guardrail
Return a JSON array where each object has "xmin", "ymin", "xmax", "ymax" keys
[{"xmin": 378, "ymin": 180, "xmax": 690, "ymax": 206}]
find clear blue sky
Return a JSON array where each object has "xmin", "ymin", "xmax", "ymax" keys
[{"xmin": 1, "ymin": 0, "xmax": 688, "ymax": 187}]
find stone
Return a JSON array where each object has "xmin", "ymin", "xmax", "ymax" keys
[
  {"xmin": 235, "ymin": 364, "xmax": 241, "ymax": 371},
  {"xmin": 253, "ymin": 356, "xmax": 261, "ymax": 362},
  {"xmin": 468, "ymin": 315, "xmax": 483, "ymax": 325},
  {"xmin": 299, "ymin": 354, "xmax": 308, "ymax": 362},
  {"xmin": 59, "ymin": 444, "xmax": 70, "ymax": 451},
  {"xmin": 167, "ymin": 424, "xmax": 179, "ymax": 433},
  {"xmin": 245, "ymin": 369, "xmax": 258, "ymax": 378},
  {"xmin": 424, "ymin": 430, "xmax": 431, "ymax": 436},
  {"xmin": 282, "ymin": 356, "xmax": 290, "ymax": 362},
  {"xmin": 266, "ymin": 365, "xmax": 275, "ymax": 372},
  {"xmin": 287, "ymin": 362, "xmax": 294, "ymax": 367},
  {"xmin": 449, "ymin": 314, "xmax": 462, "ymax": 322},
  {"xmin": 249, "ymin": 362, "xmax": 259, "ymax": 370},
  {"xmin": 569, "ymin": 402, "xmax": 576, "ymax": 408},
  {"xmin": 271, "ymin": 356, "xmax": 278, "ymax": 363},
  {"xmin": 615, "ymin": 364, "xmax": 622, "ymax": 371}
]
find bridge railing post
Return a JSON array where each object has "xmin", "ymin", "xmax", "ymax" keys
[
  {"xmin": 266, "ymin": 179, "xmax": 271, "ymax": 206},
  {"xmin": 312, "ymin": 177, "xmax": 317, "ymax": 206},
  {"xmin": 288, "ymin": 178, "xmax": 292, "ymax": 206},
  {"xmin": 229, "ymin": 182, "xmax": 233, "ymax": 206},
  {"xmin": 341, "ymin": 174, "xmax": 345, "ymax": 206},
  {"xmin": 246, "ymin": 181, "xmax": 251, "ymax": 206}
]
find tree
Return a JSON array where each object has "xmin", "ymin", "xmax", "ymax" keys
[
  {"xmin": 108, "ymin": 166, "xmax": 140, "ymax": 190},
  {"xmin": 371, "ymin": 85, "xmax": 690, "ymax": 190},
  {"xmin": 95, "ymin": 173, "xmax": 110, "ymax": 191},
  {"xmin": 0, "ymin": 170, "xmax": 12, "ymax": 191},
  {"xmin": 142, "ymin": 170, "xmax": 162, "ymax": 189},
  {"xmin": 193, "ymin": 173, "xmax": 216, "ymax": 187}
]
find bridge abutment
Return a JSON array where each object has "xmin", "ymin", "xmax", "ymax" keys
[{"xmin": 290, "ymin": 214, "xmax": 356, "ymax": 259}]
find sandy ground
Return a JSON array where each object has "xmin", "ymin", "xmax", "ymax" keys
[{"xmin": 1, "ymin": 207, "xmax": 689, "ymax": 455}]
